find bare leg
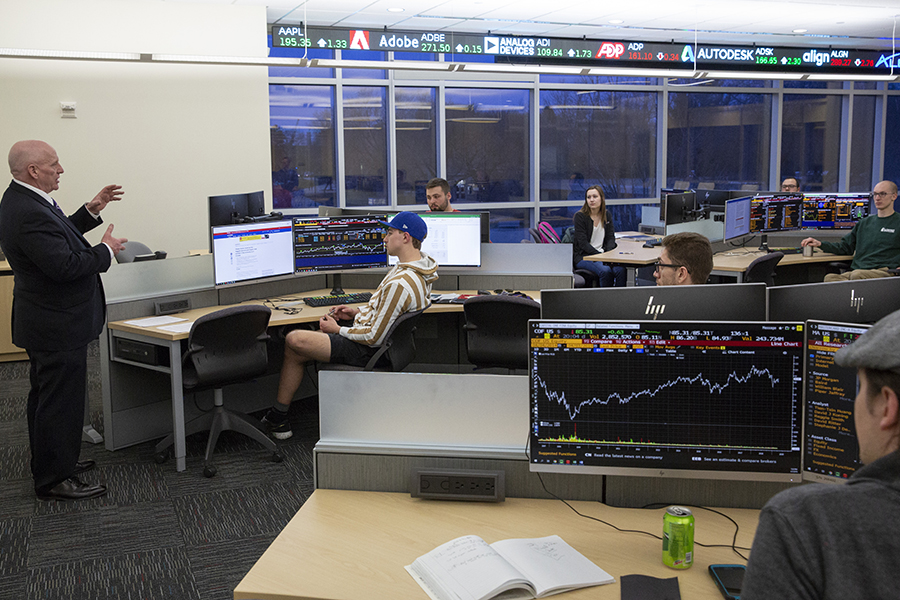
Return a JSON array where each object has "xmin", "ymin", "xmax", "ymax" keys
[{"xmin": 275, "ymin": 329, "xmax": 332, "ymax": 407}]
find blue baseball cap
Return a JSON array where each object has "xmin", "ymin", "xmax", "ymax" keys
[{"xmin": 379, "ymin": 211, "xmax": 427, "ymax": 241}]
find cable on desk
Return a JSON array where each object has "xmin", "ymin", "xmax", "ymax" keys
[
  {"xmin": 642, "ymin": 502, "xmax": 750, "ymax": 560},
  {"xmin": 527, "ymin": 435, "xmax": 750, "ymax": 560}
]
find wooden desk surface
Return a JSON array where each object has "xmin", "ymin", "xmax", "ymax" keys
[
  {"xmin": 585, "ymin": 240, "xmax": 853, "ymax": 273},
  {"xmin": 107, "ymin": 289, "xmax": 542, "ymax": 341},
  {"xmin": 235, "ymin": 489, "xmax": 758, "ymax": 600}
]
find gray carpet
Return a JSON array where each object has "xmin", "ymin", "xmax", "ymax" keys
[{"xmin": 0, "ymin": 342, "xmax": 318, "ymax": 600}]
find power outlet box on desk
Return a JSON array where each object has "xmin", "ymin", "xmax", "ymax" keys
[{"xmin": 410, "ymin": 468, "xmax": 505, "ymax": 502}]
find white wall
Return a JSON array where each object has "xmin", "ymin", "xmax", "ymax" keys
[{"xmin": 0, "ymin": 0, "xmax": 272, "ymax": 257}]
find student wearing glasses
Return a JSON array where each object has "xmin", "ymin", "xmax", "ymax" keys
[
  {"xmin": 653, "ymin": 232, "xmax": 713, "ymax": 286},
  {"xmin": 801, "ymin": 180, "xmax": 900, "ymax": 281},
  {"xmin": 781, "ymin": 177, "xmax": 801, "ymax": 192}
]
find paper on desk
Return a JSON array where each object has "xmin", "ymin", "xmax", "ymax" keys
[
  {"xmin": 158, "ymin": 322, "xmax": 194, "ymax": 334},
  {"xmin": 123, "ymin": 315, "xmax": 188, "ymax": 327}
]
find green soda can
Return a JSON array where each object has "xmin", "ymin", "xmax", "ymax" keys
[{"xmin": 662, "ymin": 506, "xmax": 694, "ymax": 569}]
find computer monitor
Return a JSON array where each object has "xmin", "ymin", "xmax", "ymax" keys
[
  {"xmin": 209, "ymin": 193, "xmax": 250, "ymax": 228},
  {"xmin": 663, "ymin": 191, "xmax": 697, "ymax": 226},
  {"xmin": 387, "ymin": 212, "xmax": 482, "ymax": 267},
  {"xmin": 696, "ymin": 189, "xmax": 731, "ymax": 210},
  {"xmin": 723, "ymin": 196, "xmax": 752, "ymax": 241},
  {"xmin": 211, "ymin": 220, "xmax": 294, "ymax": 287},
  {"xmin": 322, "ymin": 207, "xmax": 493, "ymax": 244},
  {"xmin": 801, "ymin": 193, "xmax": 870, "ymax": 229},
  {"xmin": 768, "ymin": 278, "xmax": 900, "ymax": 324},
  {"xmin": 540, "ymin": 283, "xmax": 768, "ymax": 322},
  {"xmin": 529, "ymin": 319, "xmax": 804, "ymax": 482},
  {"xmin": 247, "ymin": 190, "xmax": 266, "ymax": 219},
  {"xmin": 802, "ymin": 320, "xmax": 869, "ymax": 484},
  {"xmin": 749, "ymin": 193, "xmax": 803, "ymax": 234},
  {"xmin": 292, "ymin": 215, "xmax": 388, "ymax": 274}
]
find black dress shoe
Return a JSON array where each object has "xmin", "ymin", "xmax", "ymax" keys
[
  {"xmin": 74, "ymin": 460, "xmax": 95, "ymax": 474},
  {"xmin": 36, "ymin": 477, "xmax": 107, "ymax": 501}
]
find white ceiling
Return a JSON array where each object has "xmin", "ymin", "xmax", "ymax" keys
[{"xmin": 205, "ymin": 0, "xmax": 900, "ymax": 49}]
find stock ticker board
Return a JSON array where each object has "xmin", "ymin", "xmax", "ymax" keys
[{"xmin": 272, "ymin": 25, "xmax": 900, "ymax": 75}]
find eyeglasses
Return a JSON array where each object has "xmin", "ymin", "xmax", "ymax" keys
[
  {"xmin": 873, "ymin": 191, "xmax": 894, "ymax": 198},
  {"xmin": 655, "ymin": 262, "xmax": 685, "ymax": 272}
]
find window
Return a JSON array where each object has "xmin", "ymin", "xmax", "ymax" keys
[
  {"xmin": 849, "ymin": 95, "xmax": 876, "ymax": 191},
  {"xmin": 782, "ymin": 94, "xmax": 843, "ymax": 192},
  {"xmin": 343, "ymin": 87, "xmax": 388, "ymax": 207},
  {"xmin": 541, "ymin": 90, "xmax": 657, "ymax": 200},
  {"xmin": 667, "ymin": 92, "xmax": 771, "ymax": 190},
  {"xmin": 395, "ymin": 87, "xmax": 436, "ymax": 206},
  {"xmin": 445, "ymin": 88, "xmax": 530, "ymax": 204},
  {"xmin": 269, "ymin": 85, "xmax": 335, "ymax": 209}
]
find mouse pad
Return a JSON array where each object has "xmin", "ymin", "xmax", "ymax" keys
[{"xmin": 620, "ymin": 574, "xmax": 681, "ymax": 600}]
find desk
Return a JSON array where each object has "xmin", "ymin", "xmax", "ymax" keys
[
  {"xmin": 107, "ymin": 289, "xmax": 540, "ymax": 472},
  {"xmin": 234, "ymin": 489, "xmax": 758, "ymax": 600},
  {"xmin": 585, "ymin": 242, "xmax": 853, "ymax": 283}
]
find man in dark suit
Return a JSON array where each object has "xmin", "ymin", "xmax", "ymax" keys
[{"xmin": 0, "ymin": 140, "xmax": 127, "ymax": 501}]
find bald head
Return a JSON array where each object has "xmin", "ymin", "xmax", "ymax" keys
[{"xmin": 8, "ymin": 140, "xmax": 63, "ymax": 193}]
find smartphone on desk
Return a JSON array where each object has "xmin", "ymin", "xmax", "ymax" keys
[{"xmin": 708, "ymin": 564, "xmax": 745, "ymax": 599}]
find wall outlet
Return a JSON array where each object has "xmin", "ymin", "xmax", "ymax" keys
[
  {"xmin": 410, "ymin": 468, "xmax": 505, "ymax": 502},
  {"xmin": 155, "ymin": 298, "xmax": 191, "ymax": 315}
]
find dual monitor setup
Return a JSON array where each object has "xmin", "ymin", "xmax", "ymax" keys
[
  {"xmin": 209, "ymin": 196, "xmax": 484, "ymax": 287},
  {"xmin": 532, "ymin": 277, "xmax": 900, "ymax": 485}
]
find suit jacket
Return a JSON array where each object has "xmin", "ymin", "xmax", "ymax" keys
[{"xmin": 0, "ymin": 181, "xmax": 111, "ymax": 351}]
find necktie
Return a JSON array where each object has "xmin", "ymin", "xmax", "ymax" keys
[{"xmin": 51, "ymin": 199, "xmax": 63, "ymax": 214}]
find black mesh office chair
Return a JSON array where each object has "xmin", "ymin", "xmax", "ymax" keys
[
  {"xmin": 463, "ymin": 295, "xmax": 541, "ymax": 372},
  {"xmin": 744, "ymin": 251, "xmax": 784, "ymax": 286},
  {"xmin": 318, "ymin": 307, "xmax": 427, "ymax": 372},
  {"xmin": 154, "ymin": 305, "xmax": 282, "ymax": 477},
  {"xmin": 115, "ymin": 241, "xmax": 152, "ymax": 263}
]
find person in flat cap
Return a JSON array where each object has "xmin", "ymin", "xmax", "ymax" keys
[{"xmin": 742, "ymin": 309, "xmax": 900, "ymax": 600}]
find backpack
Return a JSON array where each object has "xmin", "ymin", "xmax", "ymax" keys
[
  {"xmin": 536, "ymin": 221, "xmax": 561, "ymax": 244},
  {"xmin": 560, "ymin": 226, "xmax": 575, "ymax": 244}
]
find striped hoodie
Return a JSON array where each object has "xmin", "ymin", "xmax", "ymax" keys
[{"xmin": 339, "ymin": 252, "xmax": 439, "ymax": 346}]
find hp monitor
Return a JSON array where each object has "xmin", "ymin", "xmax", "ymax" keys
[
  {"xmin": 768, "ymin": 278, "xmax": 900, "ymax": 324},
  {"xmin": 749, "ymin": 194, "xmax": 803, "ymax": 234},
  {"xmin": 540, "ymin": 283, "xmax": 768, "ymax": 322},
  {"xmin": 529, "ymin": 320, "xmax": 804, "ymax": 481},
  {"xmin": 801, "ymin": 193, "xmax": 870, "ymax": 229},
  {"xmin": 802, "ymin": 320, "xmax": 870, "ymax": 484}
]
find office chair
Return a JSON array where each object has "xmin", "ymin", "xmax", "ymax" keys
[
  {"xmin": 463, "ymin": 295, "xmax": 541, "ymax": 372},
  {"xmin": 528, "ymin": 228, "xmax": 541, "ymax": 243},
  {"xmin": 318, "ymin": 307, "xmax": 427, "ymax": 372},
  {"xmin": 697, "ymin": 182, "xmax": 715, "ymax": 190},
  {"xmin": 740, "ymin": 184, "xmax": 760, "ymax": 191},
  {"xmin": 155, "ymin": 305, "xmax": 282, "ymax": 477},
  {"xmin": 743, "ymin": 251, "xmax": 784, "ymax": 286},
  {"xmin": 116, "ymin": 241, "xmax": 165, "ymax": 264}
]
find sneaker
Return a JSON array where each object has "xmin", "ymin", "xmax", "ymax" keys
[{"xmin": 261, "ymin": 408, "xmax": 293, "ymax": 440}]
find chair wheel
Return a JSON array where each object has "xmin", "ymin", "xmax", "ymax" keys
[
  {"xmin": 154, "ymin": 451, "xmax": 168, "ymax": 464},
  {"xmin": 203, "ymin": 465, "xmax": 217, "ymax": 478},
  {"xmin": 271, "ymin": 451, "xmax": 284, "ymax": 463}
]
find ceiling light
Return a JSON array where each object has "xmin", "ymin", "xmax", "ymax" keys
[
  {"xmin": 792, "ymin": 28, "xmax": 807, "ymax": 33},
  {"xmin": 387, "ymin": 7, "xmax": 404, "ymax": 12},
  {"xmin": 0, "ymin": 48, "xmax": 142, "ymax": 61},
  {"xmin": 609, "ymin": 19, "xmax": 624, "ymax": 24}
]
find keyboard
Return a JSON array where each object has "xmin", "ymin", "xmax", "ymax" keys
[
  {"xmin": 770, "ymin": 247, "xmax": 802, "ymax": 255},
  {"xmin": 302, "ymin": 292, "xmax": 372, "ymax": 307}
]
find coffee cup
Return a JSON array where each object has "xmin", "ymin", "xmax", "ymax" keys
[{"xmin": 803, "ymin": 245, "xmax": 813, "ymax": 257}]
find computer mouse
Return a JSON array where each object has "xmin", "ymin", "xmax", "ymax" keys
[
  {"xmin": 643, "ymin": 242, "xmax": 655, "ymax": 248},
  {"xmin": 477, "ymin": 290, "xmax": 491, "ymax": 295}
]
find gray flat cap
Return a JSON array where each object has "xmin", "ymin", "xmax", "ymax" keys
[{"xmin": 835, "ymin": 308, "xmax": 900, "ymax": 374}]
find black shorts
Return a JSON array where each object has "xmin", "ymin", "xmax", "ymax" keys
[{"xmin": 326, "ymin": 333, "xmax": 388, "ymax": 368}]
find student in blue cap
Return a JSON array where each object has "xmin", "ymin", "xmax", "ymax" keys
[{"xmin": 262, "ymin": 212, "xmax": 439, "ymax": 439}]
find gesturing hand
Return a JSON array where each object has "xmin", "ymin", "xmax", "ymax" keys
[
  {"xmin": 86, "ymin": 184, "xmax": 124, "ymax": 214},
  {"xmin": 101, "ymin": 224, "xmax": 128, "ymax": 255}
]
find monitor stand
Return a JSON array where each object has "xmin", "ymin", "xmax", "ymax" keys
[
  {"xmin": 329, "ymin": 273, "xmax": 345, "ymax": 296},
  {"xmin": 758, "ymin": 234, "xmax": 770, "ymax": 252}
]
